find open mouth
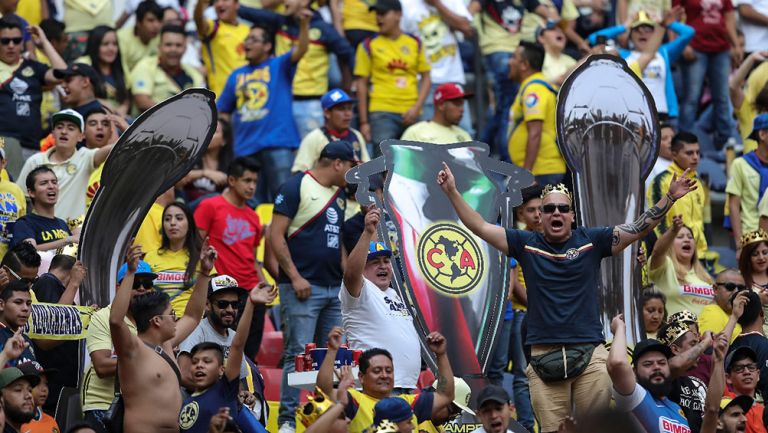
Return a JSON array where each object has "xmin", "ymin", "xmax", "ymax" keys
[
  {"xmin": 551, "ymin": 220, "xmax": 564, "ymax": 229},
  {"xmin": 95, "ymin": 133, "xmax": 105, "ymax": 141},
  {"xmin": 376, "ymin": 270, "xmax": 388, "ymax": 278},
  {"xmin": 681, "ymin": 244, "xmax": 692, "ymax": 252},
  {"xmin": 490, "ymin": 420, "xmax": 503, "ymax": 430}
]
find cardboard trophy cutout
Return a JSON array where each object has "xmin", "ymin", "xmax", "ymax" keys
[
  {"xmin": 347, "ymin": 140, "xmax": 533, "ymax": 402},
  {"xmin": 80, "ymin": 88, "xmax": 217, "ymax": 306},
  {"xmin": 556, "ymin": 55, "xmax": 660, "ymax": 342}
]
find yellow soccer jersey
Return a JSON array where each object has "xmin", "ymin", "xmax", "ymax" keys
[
  {"xmin": 200, "ymin": 19, "xmax": 250, "ymax": 97},
  {"xmin": 341, "ymin": 0, "xmax": 379, "ymax": 32},
  {"xmin": 508, "ymin": 72, "xmax": 565, "ymax": 175},
  {"xmin": 354, "ymin": 33, "xmax": 431, "ymax": 114},
  {"xmin": 0, "ymin": 181, "xmax": 25, "ymax": 260}
]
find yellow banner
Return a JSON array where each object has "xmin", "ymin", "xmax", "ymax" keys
[{"xmin": 25, "ymin": 303, "xmax": 97, "ymax": 341}]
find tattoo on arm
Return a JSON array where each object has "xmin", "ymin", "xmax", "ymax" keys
[
  {"xmin": 615, "ymin": 198, "xmax": 673, "ymax": 237},
  {"xmin": 436, "ymin": 373, "xmax": 448, "ymax": 393}
]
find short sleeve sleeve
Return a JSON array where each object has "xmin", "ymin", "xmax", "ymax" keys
[
  {"xmin": 522, "ymin": 86, "xmax": 547, "ymax": 122},
  {"xmin": 273, "ymin": 176, "xmax": 301, "ymax": 218},
  {"xmin": 725, "ymin": 160, "xmax": 744, "ymax": 196},
  {"xmin": 758, "ymin": 189, "xmax": 768, "ymax": 217},
  {"xmin": 217, "ymin": 72, "xmax": 237, "ymax": 114},
  {"xmin": 86, "ymin": 309, "xmax": 114, "ymax": 353},
  {"xmin": 200, "ymin": 18, "xmax": 217, "ymax": 38},
  {"xmin": 410, "ymin": 392, "xmax": 435, "ymax": 422},
  {"xmin": 612, "ymin": 383, "xmax": 647, "ymax": 412},
  {"xmin": 586, "ymin": 226, "xmax": 614, "ymax": 257},
  {"xmin": 11, "ymin": 218, "xmax": 34, "ymax": 248},
  {"xmin": 194, "ymin": 199, "xmax": 215, "ymax": 233},
  {"xmin": 505, "ymin": 229, "xmax": 526, "ymax": 258},
  {"xmin": 416, "ymin": 39, "xmax": 431, "ymax": 74},
  {"xmin": 354, "ymin": 41, "xmax": 372, "ymax": 77}
]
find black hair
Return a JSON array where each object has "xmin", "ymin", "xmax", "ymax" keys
[
  {"xmin": 0, "ymin": 281, "xmax": 31, "ymax": 301},
  {"xmin": 671, "ymin": 132, "xmax": 699, "ymax": 153},
  {"xmin": 162, "ymin": 6, "xmax": 184, "ymax": 24},
  {"xmin": 641, "ymin": 289, "xmax": 667, "ymax": 324},
  {"xmin": 39, "ymin": 18, "xmax": 66, "ymax": 42},
  {"xmin": 520, "ymin": 41, "xmax": 545, "ymax": 72},
  {"xmin": 755, "ymin": 85, "xmax": 768, "ymax": 114},
  {"xmin": 49, "ymin": 254, "xmax": 76, "ymax": 272},
  {"xmin": 136, "ymin": 0, "xmax": 164, "ymax": 22},
  {"xmin": 159, "ymin": 202, "xmax": 201, "ymax": 290},
  {"xmin": 0, "ymin": 16, "xmax": 23, "ymax": 33},
  {"xmin": 249, "ymin": 22, "xmax": 275, "ymax": 54},
  {"xmin": 130, "ymin": 291, "xmax": 171, "ymax": 333},
  {"xmin": 84, "ymin": 107, "xmax": 109, "ymax": 123},
  {"xmin": 190, "ymin": 342, "xmax": 225, "ymax": 364},
  {"xmin": 160, "ymin": 23, "xmax": 186, "ymax": 38},
  {"xmin": 359, "ymin": 348, "xmax": 393, "ymax": 374},
  {"xmin": 520, "ymin": 185, "xmax": 543, "ymax": 206},
  {"xmin": 227, "ymin": 156, "xmax": 260, "ymax": 178},
  {"xmin": 1, "ymin": 242, "xmax": 41, "ymax": 276},
  {"xmin": 86, "ymin": 26, "xmax": 127, "ymax": 104},
  {"xmin": 737, "ymin": 290, "xmax": 763, "ymax": 328},
  {"xmin": 659, "ymin": 121, "xmax": 674, "ymax": 131},
  {"xmin": 25, "ymin": 166, "xmax": 56, "ymax": 194},
  {"xmin": 726, "ymin": 350, "xmax": 756, "ymax": 373}
]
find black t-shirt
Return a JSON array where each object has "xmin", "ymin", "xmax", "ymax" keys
[
  {"xmin": 342, "ymin": 211, "xmax": 364, "ymax": 254},
  {"xmin": 10, "ymin": 213, "xmax": 71, "ymax": 249},
  {"xmin": 730, "ymin": 333, "xmax": 768, "ymax": 398},
  {"xmin": 0, "ymin": 59, "xmax": 49, "ymax": 149},
  {"xmin": 669, "ymin": 375, "xmax": 706, "ymax": 433}
]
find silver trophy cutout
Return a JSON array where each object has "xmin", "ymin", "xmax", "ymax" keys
[{"xmin": 556, "ymin": 55, "xmax": 659, "ymax": 343}]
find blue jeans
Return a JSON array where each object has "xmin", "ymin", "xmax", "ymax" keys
[
  {"xmin": 248, "ymin": 148, "xmax": 295, "ymax": 206},
  {"xmin": 421, "ymin": 82, "xmax": 475, "ymax": 138},
  {"xmin": 488, "ymin": 317, "xmax": 512, "ymax": 384},
  {"xmin": 481, "ymin": 52, "xmax": 519, "ymax": 161},
  {"xmin": 680, "ymin": 49, "xmax": 734, "ymax": 144},
  {"xmin": 370, "ymin": 111, "xmax": 406, "ymax": 158},
  {"xmin": 277, "ymin": 283, "xmax": 342, "ymax": 427},
  {"xmin": 510, "ymin": 311, "xmax": 534, "ymax": 432},
  {"xmin": 293, "ymin": 99, "xmax": 324, "ymax": 139}
]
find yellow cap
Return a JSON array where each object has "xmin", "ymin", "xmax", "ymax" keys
[{"xmin": 631, "ymin": 11, "xmax": 656, "ymax": 28}]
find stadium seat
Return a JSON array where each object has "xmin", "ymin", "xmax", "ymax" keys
[
  {"xmin": 256, "ymin": 331, "xmax": 284, "ymax": 367},
  {"xmin": 260, "ymin": 367, "xmax": 282, "ymax": 402}
]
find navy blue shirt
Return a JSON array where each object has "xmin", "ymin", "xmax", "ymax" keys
[
  {"xmin": 10, "ymin": 213, "xmax": 71, "ymax": 249},
  {"xmin": 506, "ymin": 226, "xmax": 613, "ymax": 345},
  {"xmin": 273, "ymin": 171, "xmax": 346, "ymax": 286},
  {"xmin": 0, "ymin": 325, "xmax": 35, "ymax": 367},
  {"xmin": 179, "ymin": 376, "xmax": 240, "ymax": 433},
  {"xmin": 0, "ymin": 59, "xmax": 50, "ymax": 149}
]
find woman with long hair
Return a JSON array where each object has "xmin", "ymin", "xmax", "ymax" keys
[
  {"xmin": 78, "ymin": 26, "xmax": 129, "ymax": 116},
  {"xmin": 177, "ymin": 116, "xmax": 234, "ymax": 209},
  {"xmin": 649, "ymin": 215, "xmax": 714, "ymax": 316},
  {"xmin": 738, "ymin": 228, "xmax": 768, "ymax": 334},
  {"xmin": 641, "ymin": 289, "xmax": 667, "ymax": 339},
  {"xmin": 143, "ymin": 202, "xmax": 205, "ymax": 315}
]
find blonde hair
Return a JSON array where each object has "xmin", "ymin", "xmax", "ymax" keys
[{"xmin": 666, "ymin": 225, "xmax": 713, "ymax": 285}]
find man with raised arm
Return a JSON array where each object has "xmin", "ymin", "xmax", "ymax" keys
[
  {"xmin": 109, "ymin": 242, "xmax": 216, "ymax": 433},
  {"xmin": 436, "ymin": 164, "xmax": 697, "ymax": 432}
]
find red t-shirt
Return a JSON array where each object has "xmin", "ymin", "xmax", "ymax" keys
[
  {"xmin": 674, "ymin": 0, "xmax": 734, "ymax": 52},
  {"xmin": 194, "ymin": 195, "xmax": 262, "ymax": 289}
]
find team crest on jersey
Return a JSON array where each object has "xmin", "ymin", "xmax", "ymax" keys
[
  {"xmin": 525, "ymin": 94, "xmax": 539, "ymax": 108},
  {"xmin": 564, "ymin": 248, "xmax": 580, "ymax": 260},
  {"xmin": 336, "ymin": 197, "xmax": 346, "ymax": 210},
  {"xmin": 21, "ymin": 67, "xmax": 33, "ymax": 77},
  {"xmin": 309, "ymin": 28, "xmax": 322, "ymax": 41},
  {"xmin": 178, "ymin": 401, "xmax": 199, "ymax": 429}
]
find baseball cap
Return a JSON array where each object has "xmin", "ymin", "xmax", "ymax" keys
[
  {"xmin": 368, "ymin": 241, "xmax": 392, "ymax": 261},
  {"xmin": 208, "ymin": 274, "xmax": 247, "ymax": 297},
  {"xmin": 535, "ymin": 19, "xmax": 559, "ymax": 38},
  {"xmin": 632, "ymin": 339, "xmax": 673, "ymax": 366},
  {"xmin": 0, "ymin": 367, "xmax": 40, "ymax": 389},
  {"xmin": 17, "ymin": 361, "xmax": 58, "ymax": 379},
  {"xmin": 321, "ymin": 89, "xmax": 356, "ymax": 110},
  {"xmin": 373, "ymin": 398, "xmax": 413, "ymax": 424},
  {"xmin": 53, "ymin": 63, "xmax": 101, "ymax": 86},
  {"xmin": 320, "ymin": 140, "xmax": 359, "ymax": 163},
  {"xmin": 434, "ymin": 83, "xmax": 472, "ymax": 105},
  {"xmin": 631, "ymin": 10, "xmax": 656, "ymax": 29},
  {"xmin": 117, "ymin": 260, "xmax": 158, "ymax": 283},
  {"xmin": 369, "ymin": 0, "xmax": 402, "ymax": 13},
  {"xmin": 749, "ymin": 113, "xmax": 768, "ymax": 140},
  {"xmin": 720, "ymin": 395, "xmax": 753, "ymax": 415},
  {"xmin": 433, "ymin": 377, "xmax": 475, "ymax": 415},
  {"xmin": 52, "ymin": 109, "xmax": 84, "ymax": 131},
  {"xmin": 725, "ymin": 346, "xmax": 757, "ymax": 372},
  {"xmin": 476, "ymin": 385, "xmax": 510, "ymax": 408}
]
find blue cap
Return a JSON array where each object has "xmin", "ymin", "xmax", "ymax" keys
[
  {"xmin": 373, "ymin": 398, "xmax": 413, "ymax": 425},
  {"xmin": 367, "ymin": 241, "xmax": 392, "ymax": 261},
  {"xmin": 117, "ymin": 260, "xmax": 158, "ymax": 283},
  {"xmin": 321, "ymin": 89, "xmax": 355, "ymax": 110},
  {"xmin": 749, "ymin": 113, "xmax": 768, "ymax": 140}
]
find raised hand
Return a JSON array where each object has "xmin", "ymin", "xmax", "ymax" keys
[
  {"xmin": 2, "ymin": 329, "xmax": 28, "ymax": 360},
  {"xmin": 671, "ymin": 214, "xmax": 684, "ymax": 233},
  {"xmin": 364, "ymin": 207, "xmax": 381, "ymax": 235},
  {"xmin": 250, "ymin": 282, "xmax": 277, "ymax": 305},
  {"xmin": 713, "ymin": 332, "xmax": 728, "ymax": 362},
  {"xmin": 70, "ymin": 261, "xmax": 87, "ymax": 286},
  {"xmin": 610, "ymin": 314, "xmax": 625, "ymax": 335},
  {"xmin": 426, "ymin": 332, "xmax": 447, "ymax": 356},
  {"xmin": 731, "ymin": 290, "xmax": 750, "ymax": 319},
  {"xmin": 327, "ymin": 326, "xmax": 343, "ymax": 351},
  {"xmin": 336, "ymin": 365, "xmax": 354, "ymax": 406},
  {"xmin": 437, "ymin": 162, "xmax": 457, "ymax": 194},
  {"xmin": 126, "ymin": 244, "xmax": 143, "ymax": 273},
  {"xmin": 667, "ymin": 169, "xmax": 698, "ymax": 200},
  {"xmin": 199, "ymin": 237, "xmax": 217, "ymax": 275}
]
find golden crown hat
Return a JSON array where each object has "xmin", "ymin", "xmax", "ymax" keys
[
  {"xmin": 66, "ymin": 215, "xmax": 85, "ymax": 231},
  {"xmin": 55, "ymin": 243, "xmax": 79, "ymax": 258},
  {"xmin": 373, "ymin": 420, "xmax": 400, "ymax": 433},
  {"xmin": 541, "ymin": 183, "xmax": 572, "ymax": 201},
  {"xmin": 296, "ymin": 387, "xmax": 335, "ymax": 427},
  {"xmin": 741, "ymin": 229, "xmax": 768, "ymax": 249},
  {"xmin": 667, "ymin": 310, "xmax": 697, "ymax": 325},
  {"xmin": 656, "ymin": 321, "xmax": 690, "ymax": 346}
]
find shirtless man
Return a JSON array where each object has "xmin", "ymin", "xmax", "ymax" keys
[{"xmin": 109, "ymin": 242, "xmax": 216, "ymax": 433}]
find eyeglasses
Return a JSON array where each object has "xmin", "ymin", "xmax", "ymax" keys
[
  {"xmin": 4, "ymin": 266, "xmax": 37, "ymax": 285},
  {"xmin": 541, "ymin": 204, "xmax": 571, "ymax": 214},
  {"xmin": 732, "ymin": 363, "xmax": 759, "ymax": 373},
  {"xmin": 155, "ymin": 310, "xmax": 178, "ymax": 322},
  {"xmin": 0, "ymin": 37, "xmax": 22, "ymax": 46},
  {"xmin": 215, "ymin": 300, "xmax": 242, "ymax": 309},
  {"xmin": 132, "ymin": 279, "xmax": 154, "ymax": 290},
  {"xmin": 717, "ymin": 282, "xmax": 746, "ymax": 292}
]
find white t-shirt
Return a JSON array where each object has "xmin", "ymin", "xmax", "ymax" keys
[
  {"xmin": 17, "ymin": 147, "xmax": 97, "ymax": 221},
  {"xmin": 400, "ymin": 0, "xmax": 471, "ymax": 84},
  {"xmin": 178, "ymin": 317, "xmax": 249, "ymax": 379},
  {"xmin": 339, "ymin": 277, "xmax": 421, "ymax": 389},
  {"xmin": 737, "ymin": 0, "xmax": 768, "ymax": 53},
  {"xmin": 626, "ymin": 51, "xmax": 668, "ymax": 114}
]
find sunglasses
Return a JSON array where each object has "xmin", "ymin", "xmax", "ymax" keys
[
  {"xmin": 4, "ymin": 266, "xmax": 37, "ymax": 285},
  {"xmin": 0, "ymin": 37, "xmax": 22, "ymax": 46},
  {"xmin": 717, "ymin": 282, "xmax": 746, "ymax": 292},
  {"xmin": 215, "ymin": 300, "xmax": 242, "ymax": 309},
  {"xmin": 132, "ymin": 279, "xmax": 154, "ymax": 290},
  {"xmin": 154, "ymin": 310, "xmax": 178, "ymax": 322},
  {"xmin": 541, "ymin": 204, "xmax": 571, "ymax": 214}
]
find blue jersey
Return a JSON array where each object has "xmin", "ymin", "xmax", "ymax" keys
[
  {"xmin": 506, "ymin": 226, "xmax": 614, "ymax": 345},
  {"xmin": 615, "ymin": 384, "xmax": 691, "ymax": 433},
  {"xmin": 273, "ymin": 172, "xmax": 346, "ymax": 286},
  {"xmin": 179, "ymin": 376, "xmax": 240, "ymax": 433},
  {"xmin": 217, "ymin": 53, "xmax": 300, "ymax": 157}
]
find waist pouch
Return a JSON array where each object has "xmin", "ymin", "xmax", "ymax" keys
[{"xmin": 529, "ymin": 344, "xmax": 596, "ymax": 382}]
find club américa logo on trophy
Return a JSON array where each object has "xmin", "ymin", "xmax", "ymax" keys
[{"xmin": 417, "ymin": 222, "xmax": 484, "ymax": 297}]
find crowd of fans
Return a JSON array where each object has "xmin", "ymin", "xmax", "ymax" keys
[{"xmin": 6, "ymin": 0, "xmax": 768, "ymax": 431}]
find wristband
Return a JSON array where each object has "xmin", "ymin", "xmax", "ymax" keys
[{"xmin": 666, "ymin": 192, "xmax": 676, "ymax": 203}]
